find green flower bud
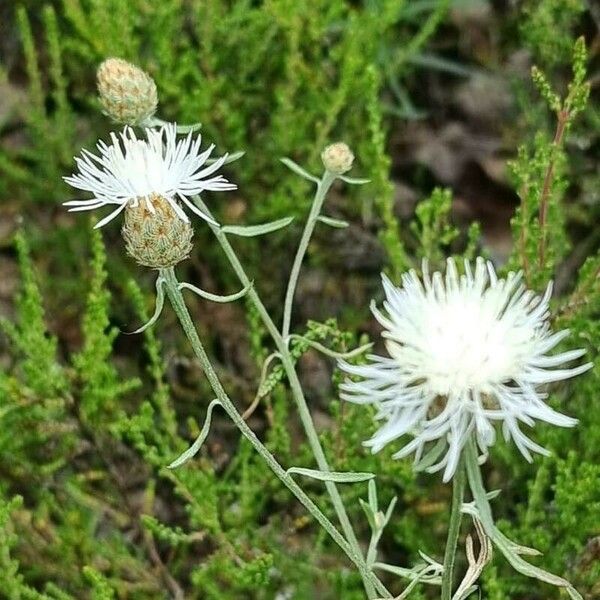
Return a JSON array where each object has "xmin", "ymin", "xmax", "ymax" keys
[
  {"xmin": 321, "ymin": 142, "xmax": 354, "ymax": 175},
  {"xmin": 97, "ymin": 58, "xmax": 158, "ymax": 125}
]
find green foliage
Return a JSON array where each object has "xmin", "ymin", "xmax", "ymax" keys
[
  {"xmin": 72, "ymin": 228, "xmax": 140, "ymax": 423},
  {"xmin": 508, "ymin": 37, "xmax": 590, "ymax": 288},
  {"xmin": 82, "ymin": 567, "xmax": 116, "ymax": 600},
  {"xmin": 1, "ymin": 1, "xmax": 598, "ymax": 599},
  {"xmin": 1, "ymin": 232, "xmax": 67, "ymax": 396},
  {"xmin": 520, "ymin": 0, "xmax": 585, "ymax": 67},
  {"xmin": 410, "ymin": 187, "xmax": 459, "ymax": 265},
  {"xmin": 362, "ymin": 65, "xmax": 410, "ymax": 278}
]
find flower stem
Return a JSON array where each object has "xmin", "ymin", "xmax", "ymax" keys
[
  {"xmin": 160, "ymin": 266, "xmax": 389, "ymax": 599},
  {"xmin": 281, "ymin": 170, "xmax": 337, "ymax": 339},
  {"xmin": 192, "ymin": 195, "xmax": 384, "ymax": 599},
  {"xmin": 441, "ymin": 458, "xmax": 466, "ymax": 600}
]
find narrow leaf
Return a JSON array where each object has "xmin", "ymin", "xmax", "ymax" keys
[
  {"xmin": 360, "ymin": 498, "xmax": 377, "ymax": 531},
  {"xmin": 384, "ymin": 496, "xmax": 397, "ymax": 525},
  {"xmin": 339, "ymin": 175, "xmax": 370, "ymax": 185},
  {"xmin": 207, "ymin": 151, "xmax": 245, "ymax": 166},
  {"xmin": 128, "ymin": 276, "xmax": 165, "ymax": 334},
  {"xmin": 280, "ymin": 157, "xmax": 320, "ymax": 183},
  {"xmin": 289, "ymin": 335, "xmax": 372, "ymax": 359},
  {"xmin": 287, "ymin": 467, "xmax": 375, "ymax": 483},
  {"xmin": 143, "ymin": 116, "xmax": 202, "ymax": 133},
  {"xmin": 373, "ymin": 562, "xmax": 442, "ymax": 585},
  {"xmin": 221, "ymin": 217, "xmax": 294, "ymax": 237},
  {"xmin": 317, "ymin": 215, "xmax": 349, "ymax": 228},
  {"xmin": 168, "ymin": 399, "xmax": 222, "ymax": 468},
  {"xmin": 179, "ymin": 281, "xmax": 252, "ymax": 303},
  {"xmin": 175, "ymin": 122, "xmax": 203, "ymax": 133},
  {"xmin": 368, "ymin": 479, "xmax": 378, "ymax": 512}
]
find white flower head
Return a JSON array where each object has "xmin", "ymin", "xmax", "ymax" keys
[
  {"xmin": 64, "ymin": 124, "xmax": 236, "ymax": 228},
  {"xmin": 339, "ymin": 258, "xmax": 592, "ymax": 482}
]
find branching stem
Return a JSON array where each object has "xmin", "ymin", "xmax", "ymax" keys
[
  {"xmin": 161, "ymin": 266, "xmax": 390, "ymax": 599},
  {"xmin": 192, "ymin": 194, "xmax": 386, "ymax": 599},
  {"xmin": 281, "ymin": 170, "xmax": 336, "ymax": 339}
]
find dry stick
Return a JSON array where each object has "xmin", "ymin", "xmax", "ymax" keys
[
  {"xmin": 192, "ymin": 195, "xmax": 388, "ymax": 599},
  {"xmin": 538, "ymin": 109, "xmax": 569, "ymax": 270},
  {"xmin": 161, "ymin": 266, "xmax": 390, "ymax": 599}
]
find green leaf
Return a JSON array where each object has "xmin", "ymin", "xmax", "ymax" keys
[
  {"xmin": 317, "ymin": 215, "xmax": 349, "ymax": 228},
  {"xmin": 286, "ymin": 467, "xmax": 375, "ymax": 483},
  {"xmin": 288, "ymin": 334, "xmax": 372, "ymax": 359},
  {"xmin": 207, "ymin": 151, "xmax": 245, "ymax": 166},
  {"xmin": 168, "ymin": 399, "xmax": 222, "ymax": 468},
  {"xmin": 221, "ymin": 217, "xmax": 294, "ymax": 237},
  {"xmin": 144, "ymin": 116, "xmax": 202, "ymax": 133},
  {"xmin": 360, "ymin": 498, "xmax": 377, "ymax": 531},
  {"xmin": 128, "ymin": 276, "xmax": 165, "ymax": 334},
  {"xmin": 280, "ymin": 157, "xmax": 320, "ymax": 183},
  {"xmin": 339, "ymin": 175, "xmax": 370, "ymax": 185},
  {"xmin": 178, "ymin": 280, "xmax": 252, "ymax": 303}
]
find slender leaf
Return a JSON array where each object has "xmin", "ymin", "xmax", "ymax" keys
[
  {"xmin": 168, "ymin": 399, "xmax": 222, "ymax": 468},
  {"xmin": 178, "ymin": 281, "xmax": 252, "ymax": 303},
  {"xmin": 339, "ymin": 175, "xmax": 370, "ymax": 185},
  {"xmin": 280, "ymin": 157, "xmax": 320, "ymax": 183},
  {"xmin": 221, "ymin": 217, "xmax": 294, "ymax": 237},
  {"xmin": 287, "ymin": 467, "xmax": 375, "ymax": 483},
  {"xmin": 317, "ymin": 215, "xmax": 349, "ymax": 228},
  {"xmin": 128, "ymin": 276, "xmax": 165, "ymax": 334}
]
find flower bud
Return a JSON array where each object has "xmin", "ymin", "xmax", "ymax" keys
[
  {"xmin": 97, "ymin": 58, "xmax": 158, "ymax": 125},
  {"xmin": 122, "ymin": 195, "xmax": 193, "ymax": 269},
  {"xmin": 321, "ymin": 142, "xmax": 354, "ymax": 175}
]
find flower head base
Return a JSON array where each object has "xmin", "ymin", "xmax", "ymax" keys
[
  {"xmin": 339, "ymin": 258, "xmax": 591, "ymax": 482},
  {"xmin": 122, "ymin": 194, "xmax": 193, "ymax": 268},
  {"xmin": 97, "ymin": 58, "xmax": 158, "ymax": 125},
  {"xmin": 64, "ymin": 124, "xmax": 236, "ymax": 229},
  {"xmin": 321, "ymin": 142, "xmax": 354, "ymax": 175}
]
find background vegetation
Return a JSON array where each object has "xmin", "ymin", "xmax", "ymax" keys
[{"xmin": 0, "ymin": 0, "xmax": 598, "ymax": 598}]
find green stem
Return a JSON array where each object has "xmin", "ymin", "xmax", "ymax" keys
[
  {"xmin": 161, "ymin": 266, "xmax": 388, "ymax": 598},
  {"xmin": 281, "ymin": 170, "xmax": 336, "ymax": 339},
  {"xmin": 463, "ymin": 438, "xmax": 582, "ymax": 600},
  {"xmin": 192, "ymin": 195, "xmax": 386, "ymax": 599},
  {"xmin": 440, "ymin": 459, "xmax": 466, "ymax": 600}
]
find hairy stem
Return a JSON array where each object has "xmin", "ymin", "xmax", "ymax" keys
[
  {"xmin": 161, "ymin": 266, "xmax": 389, "ymax": 598},
  {"xmin": 440, "ymin": 459, "xmax": 466, "ymax": 600},
  {"xmin": 192, "ymin": 195, "xmax": 385, "ymax": 599},
  {"xmin": 281, "ymin": 170, "xmax": 336, "ymax": 339}
]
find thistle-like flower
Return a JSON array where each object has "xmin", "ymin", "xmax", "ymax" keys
[
  {"xmin": 339, "ymin": 258, "xmax": 591, "ymax": 481},
  {"xmin": 64, "ymin": 124, "xmax": 236, "ymax": 228}
]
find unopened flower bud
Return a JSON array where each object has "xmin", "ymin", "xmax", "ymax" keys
[
  {"xmin": 97, "ymin": 58, "xmax": 158, "ymax": 125},
  {"xmin": 321, "ymin": 142, "xmax": 354, "ymax": 175},
  {"xmin": 122, "ymin": 195, "xmax": 193, "ymax": 269}
]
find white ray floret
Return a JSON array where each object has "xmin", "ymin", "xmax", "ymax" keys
[
  {"xmin": 64, "ymin": 123, "xmax": 236, "ymax": 228},
  {"xmin": 339, "ymin": 258, "xmax": 592, "ymax": 482}
]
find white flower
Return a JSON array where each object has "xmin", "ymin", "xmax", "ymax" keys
[
  {"xmin": 339, "ymin": 258, "xmax": 591, "ymax": 482},
  {"xmin": 64, "ymin": 124, "xmax": 236, "ymax": 228}
]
